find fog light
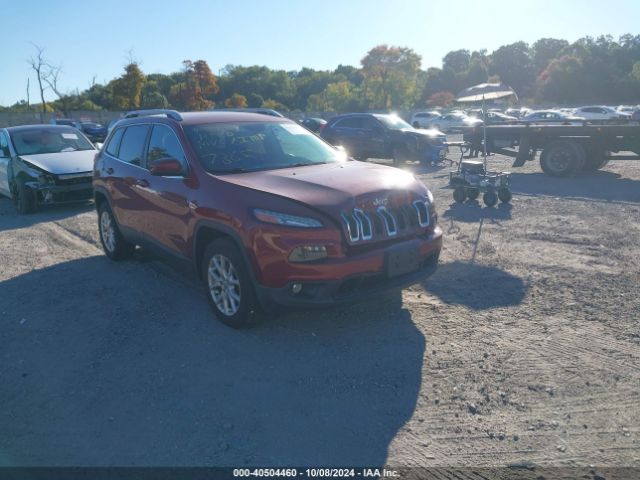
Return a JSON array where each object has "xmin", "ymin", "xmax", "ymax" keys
[
  {"xmin": 289, "ymin": 245, "xmax": 327, "ymax": 262},
  {"xmin": 291, "ymin": 283, "xmax": 303, "ymax": 294}
]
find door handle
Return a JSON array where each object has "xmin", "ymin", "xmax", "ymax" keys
[
  {"xmin": 105, "ymin": 167, "xmax": 114, "ymax": 175},
  {"xmin": 135, "ymin": 179, "xmax": 149, "ymax": 188}
]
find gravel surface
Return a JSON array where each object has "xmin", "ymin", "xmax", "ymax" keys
[{"xmin": 0, "ymin": 145, "xmax": 639, "ymax": 470}]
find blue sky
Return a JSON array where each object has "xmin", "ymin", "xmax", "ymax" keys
[{"xmin": 1, "ymin": 0, "xmax": 638, "ymax": 106}]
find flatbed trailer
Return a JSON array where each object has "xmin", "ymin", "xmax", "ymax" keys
[{"xmin": 463, "ymin": 121, "xmax": 640, "ymax": 176}]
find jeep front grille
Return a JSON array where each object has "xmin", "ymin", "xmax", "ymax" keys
[{"xmin": 341, "ymin": 200, "xmax": 431, "ymax": 243}]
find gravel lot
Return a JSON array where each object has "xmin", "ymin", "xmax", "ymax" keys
[{"xmin": 0, "ymin": 143, "xmax": 639, "ymax": 472}]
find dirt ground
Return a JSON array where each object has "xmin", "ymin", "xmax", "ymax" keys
[{"xmin": 0, "ymin": 143, "xmax": 639, "ymax": 473}]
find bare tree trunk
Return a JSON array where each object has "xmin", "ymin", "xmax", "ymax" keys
[
  {"xmin": 26, "ymin": 78, "xmax": 30, "ymax": 111},
  {"xmin": 28, "ymin": 44, "xmax": 48, "ymax": 122}
]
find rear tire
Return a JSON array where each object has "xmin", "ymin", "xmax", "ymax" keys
[
  {"xmin": 14, "ymin": 179, "xmax": 37, "ymax": 214},
  {"xmin": 466, "ymin": 188, "xmax": 479, "ymax": 201},
  {"xmin": 540, "ymin": 140, "xmax": 584, "ymax": 177},
  {"xmin": 98, "ymin": 202, "xmax": 135, "ymax": 260},
  {"xmin": 483, "ymin": 190, "xmax": 498, "ymax": 207},
  {"xmin": 202, "ymin": 238, "xmax": 259, "ymax": 329},
  {"xmin": 453, "ymin": 187, "xmax": 466, "ymax": 203},
  {"xmin": 498, "ymin": 187, "xmax": 512, "ymax": 203},
  {"xmin": 412, "ymin": 122, "xmax": 420, "ymax": 129}
]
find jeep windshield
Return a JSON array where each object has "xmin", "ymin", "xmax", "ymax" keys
[
  {"xmin": 11, "ymin": 127, "xmax": 95, "ymax": 155},
  {"xmin": 184, "ymin": 121, "xmax": 347, "ymax": 174},
  {"xmin": 374, "ymin": 114, "xmax": 413, "ymax": 130}
]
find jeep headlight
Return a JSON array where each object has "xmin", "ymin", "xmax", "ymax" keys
[{"xmin": 253, "ymin": 209, "xmax": 323, "ymax": 228}]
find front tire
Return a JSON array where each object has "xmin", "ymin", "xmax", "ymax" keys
[
  {"xmin": 14, "ymin": 179, "xmax": 37, "ymax": 214},
  {"xmin": 202, "ymin": 239, "xmax": 259, "ymax": 328},
  {"xmin": 98, "ymin": 202, "xmax": 135, "ymax": 260}
]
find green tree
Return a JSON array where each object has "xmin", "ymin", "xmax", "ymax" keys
[
  {"xmin": 489, "ymin": 42, "xmax": 534, "ymax": 96},
  {"xmin": 443, "ymin": 49, "xmax": 471, "ymax": 73},
  {"xmin": 531, "ymin": 38, "xmax": 570, "ymax": 75},
  {"xmin": 361, "ymin": 45, "xmax": 422, "ymax": 109},
  {"xmin": 111, "ymin": 63, "xmax": 146, "ymax": 109},
  {"xmin": 537, "ymin": 55, "xmax": 584, "ymax": 103}
]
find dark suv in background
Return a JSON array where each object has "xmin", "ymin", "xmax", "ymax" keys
[
  {"xmin": 94, "ymin": 109, "xmax": 442, "ymax": 327},
  {"xmin": 320, "ymin": 113, "xmax": 447, "ymax": 165}
]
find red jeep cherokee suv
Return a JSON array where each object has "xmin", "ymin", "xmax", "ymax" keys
[{"xmin": 94, "ymin": 109, "xmax": 442, "ymax": 327}]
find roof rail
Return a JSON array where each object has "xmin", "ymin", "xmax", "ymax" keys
[{"xmin": 123, "ymin": 109, "xmax": 183, "ymax": 121}]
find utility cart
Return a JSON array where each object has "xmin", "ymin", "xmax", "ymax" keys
[{"xmin": 449, "ymin": 159, "xmax": 512, "ymax": 207}]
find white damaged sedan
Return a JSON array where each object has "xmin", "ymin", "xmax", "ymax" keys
[{"xmin": 0, "ymin": 125, "xmax": 98, "ymax": 213}]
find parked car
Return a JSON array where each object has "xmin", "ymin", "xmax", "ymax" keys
[
  {"xmin": 298, "ymin": 117, "xmax": 327, "ymax": 133},
  {"xmin": 77, "ymin": 121, "xmax": 108, "ymax": 143},
  {"xmin": 469, "ymin": 111, "xmax": 518, "ymax": 123},
  {"xmin": 0, "ymin": 125, "xmax": 97, "ymax": 213},
  {"xmin": 319, "ymin": 113, "xmax": 447, "ymax": 165},
  {"xmin": 93, "ymin": 109, "xmax": 442, "ymax": 327},
  {"xmin": 428, "ymin": 112, "xmax": 482, "ymax": 133},
  {"xmin": 617, "ymin": 105, "xmax": 638, "ymax": 116},
  {"xmin": 521, "ymin": 110, "xmax": 585, "ymax": 124},
  {"xmin": 632, "ymin": 108, "xmax": 640, "ymax": 120},
  {"xmin": 410, "ymin": 111, "xmax": 441, "ymax": 128},
  {"xmin": 573, "ymin": 105, "xmax": 629, "ymax": 120},
  {"xmin": 49, "ymin": 118, "xmax": 80, "ymax": 128},
  {"xmin": 504, "ymin": 107, "xmax": 532, "ymax": 118}
]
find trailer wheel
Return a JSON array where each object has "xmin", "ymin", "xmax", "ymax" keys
[
  {"xmin": 498, "ymin": 187, "xmax": 512, "ymax": 203},
  {"xmin": 466, "ymin": 187, "xmax": 479, "ymax": 201},
  {"xmin": 540, "ymin": 140, "xmax": 585, "ymax": 177},
  {"xmin": 483, "ymin": 190, "xmax": 498, "ymax": 207},
  {"xmin": 453, "ymin": 187, "xmax": 466, "ymax": 203}
]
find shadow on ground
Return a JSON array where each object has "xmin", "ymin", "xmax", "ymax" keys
[
  {"xmin": 441, "ymin": 201, "xmax": 513, "ymax": 222},
  {"xmin": 0, "ymin": 256, "xmax": 423, "ymax": 467},
  {"xmin": 0, "ymin": 197, "xmax": 94, "ymax": 232},
  {"xmin": 421, "ymin": 261, "xmax": 527, "ymax": 310},
  {"xmin": 511, "ymin": 170, "xmax": 640, "ymax": 203}
]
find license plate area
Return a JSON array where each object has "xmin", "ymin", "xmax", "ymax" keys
[{"xmin": 385, "ymin": 246, "xmax": 420, "ymax": 278}]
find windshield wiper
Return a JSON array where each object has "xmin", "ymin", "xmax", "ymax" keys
[{"xmin": 209, "ymin": 167, "xmax": 252, "ymax": 174}]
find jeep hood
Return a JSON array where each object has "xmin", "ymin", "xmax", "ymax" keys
[
  {"xmin": 216, "ymin": 161, "xmax": 429, "ymax": 213},
  {"xmin": 19, "ymin": 150, "xmax": 96, "ymax": 175}
]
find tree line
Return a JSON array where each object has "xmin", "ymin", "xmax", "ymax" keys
[{"xmin": 4, "ymin": 34, "xmax": 640, "ymax": 117}]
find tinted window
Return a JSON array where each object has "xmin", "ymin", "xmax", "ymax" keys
[
  {"xmin": 147, "ymin": 125, "xmax": 186, "ymax": 167},
  {"xmin": 106, "ymin": 128, "xmax": 124, "ymax": 157},
  {"xmin": 334, "ymin": 117, "xmax": 364, "ymax": 129},
  {"xmin": 118, "ymin": 125, "xmax": 150, "ymax": 166}
]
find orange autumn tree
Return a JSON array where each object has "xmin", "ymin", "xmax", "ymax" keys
[{"xmin": 170, "ymin": 60, "xmax": 219, "ymax": 110}]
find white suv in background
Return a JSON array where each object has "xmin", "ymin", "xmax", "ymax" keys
[
  {"xmin": 411, "ymin": 111, "xmax": 441, "ymax": 128},
  {"xmin": 573, "ymin": 106, "xmax": 629, "ymax": 120}
]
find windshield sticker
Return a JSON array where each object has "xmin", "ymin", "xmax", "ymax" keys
[{"xmin": 62, "ymin": 133, "xmax": 79, "ymax": 140}]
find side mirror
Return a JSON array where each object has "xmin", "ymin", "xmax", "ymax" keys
[{"xmin": 150, "ymin": 158, "xmax": 184, "ymax": 176}]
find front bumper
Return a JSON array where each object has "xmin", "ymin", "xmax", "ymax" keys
[
  {"xmin": 25, "ymin": 180, "xmax": 93, "ymax": 204},
  {"xmin": 255, "ymin": 227, "xmax": 442, "ymax": 310}
]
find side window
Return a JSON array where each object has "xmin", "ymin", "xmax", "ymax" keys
[
  {"xmin": 105, "ymin": 128, "xmax": 124, "ymax": 157},
  {"xmin": 118, "ymin": 125, "xmax": 150, "ymax": 166},
  {"xmin": 362, "ymin": 117, "xmax": 382, "ymax": 131},
  {"xmin": 0, "ymin": 132, "xmax": 9, "ymax": 157},
  {"xmin": 146, "ymin": 125, "xmax": 186, "ymax": 168},
  {"xmin": 335, "ymin": 117, "xmax": 364, "ymax": 129}
]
